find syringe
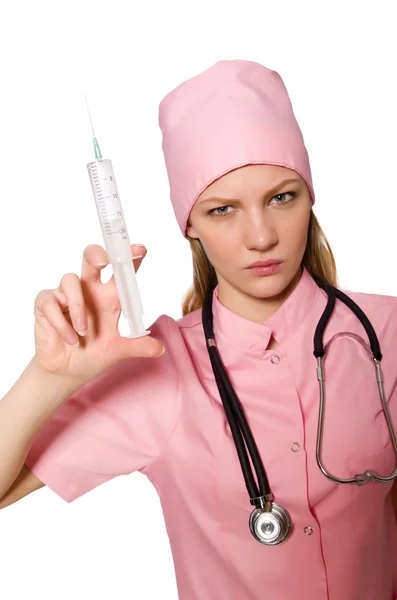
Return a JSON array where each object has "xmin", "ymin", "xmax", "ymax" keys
[{"xmin": 85, "ymin": 96, "xmax": 151, "ymax": 339}]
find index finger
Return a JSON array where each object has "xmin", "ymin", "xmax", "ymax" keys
[{"xmin": 81, "ymin": 244, "xmax": 109, "ymax": 283}]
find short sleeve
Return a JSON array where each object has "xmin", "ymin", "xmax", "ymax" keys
[{"xmin": 25, "ymin": 315, "xmax": 181, "ymax": 503}]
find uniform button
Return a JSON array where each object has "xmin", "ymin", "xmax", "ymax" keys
[
  {"xmin": 291, "ymin": 442, "xmax": 301, "ymax": 452},
  {"xmin": 271, "ymin": 355, "xmax": 280, "ymax": 364},
  {"xmin": 303, "ymin": 526, "xmax": 313, "ymax": 535}
]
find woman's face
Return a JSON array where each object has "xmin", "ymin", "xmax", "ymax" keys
[{"xmin": 186, "ymin": 164, "xmax": 312, "ymax": 315}]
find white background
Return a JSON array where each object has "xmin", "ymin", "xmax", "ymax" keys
[{"xmin": 0, "ymin": 0, "xmax": 396, "ymax": 598}]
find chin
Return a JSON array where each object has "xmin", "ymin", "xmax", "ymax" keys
[
  {"xmin": 247, "ymin": 268, "xmax": 299, "ymax": 296},
  {"xmin": 247, "ymin": 276, "xmax": 285, "ymax": 297}
]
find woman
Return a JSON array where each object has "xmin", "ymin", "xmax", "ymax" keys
[{"xmin": 2, "ymin": 59, "xmax": 397, "ymax": 599}]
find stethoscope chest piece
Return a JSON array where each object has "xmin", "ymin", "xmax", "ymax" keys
[{"xmin": 249, "ymin": 502, "xmax": 291, "ymax": 546}]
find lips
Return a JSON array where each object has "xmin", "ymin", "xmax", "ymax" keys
[{"xmin": 246, "ymin": 259, "xmax": 282, "ymax": 269}]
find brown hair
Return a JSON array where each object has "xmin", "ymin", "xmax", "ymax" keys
[{"xmin": 181, "ymin": 209, "xmax": 338, "ymax": 316}]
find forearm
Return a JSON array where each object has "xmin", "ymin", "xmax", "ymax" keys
[{"xmin": 0, "ymin": 358, "xmax": 83, "ymax": 501}]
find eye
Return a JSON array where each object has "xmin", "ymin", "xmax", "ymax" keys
[
  {"xmin": 270, "ymin": 191, "xmax": 296, "ymax": 205},
  {"xmin": 208, "ymin": 205, "xmax": 233, "ymax": 217},
  {"xmin": 208, "ymin": 191, "xmax": 296, "ymax": 217}
]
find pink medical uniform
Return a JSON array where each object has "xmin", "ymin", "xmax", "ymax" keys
[{"xmin": 25, "ymin": 266, "xmax": 397, "ymax": 599}]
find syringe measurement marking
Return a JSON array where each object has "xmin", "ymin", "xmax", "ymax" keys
[{"xmin": 93, "ymin": 177, "xmax": 124, "ymax": 225}]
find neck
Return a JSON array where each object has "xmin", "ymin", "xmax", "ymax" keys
[{"xmin": 216, "ymin": 266, "xmax": 303, "ymax": 325}]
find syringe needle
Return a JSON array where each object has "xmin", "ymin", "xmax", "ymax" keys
[
  {"xmin": 85, "ymin": 95, "xmax": 95, "ymax": 136},
  {"xmin": 85, "ymin": 94, "xmax": 103, "ymax": 160}
]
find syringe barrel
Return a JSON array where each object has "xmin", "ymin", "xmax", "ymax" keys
[
  {"xmin": 86, "ymin": 158, "xmax": 148, "ymax": 339},
  {"xmin": 112, "ymin": 261, "xmax": 145, "ymax": 338}
]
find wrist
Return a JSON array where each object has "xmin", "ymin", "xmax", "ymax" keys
[{"xmin": 26, "ymin": 357, "xmax": 85, "ymax": 401}]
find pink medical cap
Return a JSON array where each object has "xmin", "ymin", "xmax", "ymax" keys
[{"xmin": 158, "ymin": 59, "xmax": 315, "ymax": 238}]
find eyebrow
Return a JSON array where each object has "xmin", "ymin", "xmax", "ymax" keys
[{"xmin": 199, "ymin": 177, "xmax": 302, "ymax": 205}]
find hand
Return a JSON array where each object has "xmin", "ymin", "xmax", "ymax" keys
[{"xmin": 32, "ymin": 243, "xmax": 165, "ymax": 387}]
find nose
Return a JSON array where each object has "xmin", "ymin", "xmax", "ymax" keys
[{"xmin": 243, "ymin": 210, "xmax": 278, "ymax": 249}]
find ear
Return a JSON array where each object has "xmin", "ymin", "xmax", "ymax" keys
[{"xmin": 186, "ymin": 221, "xmax": 200, "ymax": 239}]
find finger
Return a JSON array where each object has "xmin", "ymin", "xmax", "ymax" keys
[
  {"xmin": 81, "ymin": 244, "xmax": 109, "ymax": 283},
  {"xmin": 59, "ymin": 273, "xmax": 89, "ymax": 335},
  {"xmin": 106, "ymin": 244, "xmax": 146, "ymax": 287},
  {"xmin": 34, "ymin": 288, "xmax": 67, "ymax": 316},
  {"xmin": 108, "ymin": 333, "xmax": 165, "ymax": 363},
  {"xmin": 36, "ymin": 289, "xmax": 80, "ymax": 345}
]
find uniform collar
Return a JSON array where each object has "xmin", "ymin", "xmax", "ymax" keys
[{"xmin": 212, "ymin": 266, "xmax": 319, "ymax": 350}]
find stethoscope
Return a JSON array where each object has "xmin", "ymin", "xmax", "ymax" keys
[{"xmin": 201, "ymin": 271, "xmax": 397, "ymax": 546}]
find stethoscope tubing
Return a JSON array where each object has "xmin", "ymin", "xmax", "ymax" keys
[
  {"xmin": 312, "ymin": 274, "xmax": 397, "ymax": 484},
  {"xmin": 204, "ymin": 304, "xmax": 272, "ymax": 504},
  {"xmin": 202, "ymin": 272, "xmax": 397, "ymax": 509}
]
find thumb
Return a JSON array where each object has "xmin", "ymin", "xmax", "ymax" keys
[{"xmin": 110, "ymin": 335, "xmax": 165, "ymax": 363}]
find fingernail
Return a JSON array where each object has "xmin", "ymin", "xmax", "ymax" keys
[
  {"xmin": 132, "ymin": 254, "xmax": 144, "ymax": 260},
  {"xmin": 96, "ymin": 254, "xmax": 108, "ymax": 266},
  {"xmin": 157, "ymin": 346, "xmax": 166, "ymax": 357},
  {"xmin": 76, "ymin": 319, "xmax": 87, "ymax": 335}
]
